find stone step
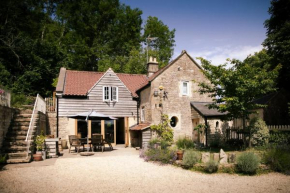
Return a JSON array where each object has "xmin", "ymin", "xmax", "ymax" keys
[
  {"xmin": 13, "ymin": 122, "xmax": 30, "ymax": 126},
  {"xmin": 5, "ymin": 136, "xmax": 26, "ymax": 141},
  {"xmin": 4, "ymin": 146, "xmax": 28, "ymax": 153},
  {"xmin": 15, "ymin": 109, "xmax": 33, "ymax": 114},
  {"xmin": 15, "ymin": 114, "xmax": 34, "ymax": 118},
  {"xmin": 11, "ymin": 126, "xmax": 37, "ymax": 131},
  {"xmin": 8, "ymin": 130, "xmax": 28, "ymax": 136},
  {"xmin": 6, "ymin": 158, "xmax": 31, "ymax": 163},
  {"xmin": 7, "ymin": 152, "xmax": 28, "ymax": 159},
  {"xmin": 3, "ymin": 141, "xmax": 28, "ymax": 146},
  {"xmin": 14, "ymin": 118, "xmax": 32, "ymax": 122}
]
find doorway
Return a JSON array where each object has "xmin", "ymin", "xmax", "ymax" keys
[{"xmin": 116, "ymin": 118, "xmax": 125, "ymax": 144}]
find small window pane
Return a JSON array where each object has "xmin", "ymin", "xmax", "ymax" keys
[
  {"xmin": 182, "ymin": 82, "xmax": 188, "ymax": 95},
  {"xmin": 104, "ymin": 87, "xmax": 110, "ymax": 101},
  {"xmin": 111, "ymin": 87, "xmax": 117, "ymax": 101}
]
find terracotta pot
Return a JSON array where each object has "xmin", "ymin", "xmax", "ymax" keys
[
  {"xmin": 177, "ymin": 151, "xmax": 184, "ymax": 160},
  {"xmin": 33, "ymin": 154, "xmax": 43, "ymax": 161}
]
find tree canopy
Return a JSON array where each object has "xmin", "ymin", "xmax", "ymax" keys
[
  {"xmin": 263, "ymin": 0, "xmax": 290, "ymax": 92},
  {"xmin": 0, "ymin": 0, "xmax": 176, "ymax": 97},
  {"xmin": 197, "ymin": 50, "xmax": 281, "ymax": 125}
]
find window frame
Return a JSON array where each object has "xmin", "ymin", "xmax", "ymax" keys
[
  {"xmin": 181, "ymin": 81, "xmax": 189, "ymax": 96},
  {"xmin": 103, "ymin": 86, "xmax": 118, "ymax": 102}
]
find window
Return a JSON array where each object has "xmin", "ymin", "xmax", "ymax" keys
[
  {"xmin": 170, "ymin": 116, "xmax": 178, "ymax": 127},
  {"xmin": 141, "ymin": 107, "xmax": 145, "ymax": 122},
  {"xmin": 103, "ymin": 86, "xmax": 118, "ymax": 102},
  {"xmin": 182, "ymin": 81, "xmax": 189, "ymax": 96}
]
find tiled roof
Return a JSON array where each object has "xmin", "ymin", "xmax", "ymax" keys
[
  {"xmin": 190, "ymin": 102, "xmax": 227, "ymax": 117},
  {"xmin": 63, "ymin": 70, "xmax": 148, "ymax": 97},
  {"xmin": 129, "ymin": 123, "xmax": 151, "ymax": 131},
  {"xmin": 117, "ymin": 73, "xmax": 148, "ymax": 98}
]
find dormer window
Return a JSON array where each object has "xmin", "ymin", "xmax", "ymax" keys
[
  {"xmin": 103, "ymin": 86, "xmax": 118, "ymax": 102},
  {"xmin": 182, "ymin": 81, "xmax": 189, "ymax": 96}
]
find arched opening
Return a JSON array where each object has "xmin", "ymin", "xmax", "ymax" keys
[{"xmin": 170, "ymin": 116, "xmax": 178, "ymax": 127}]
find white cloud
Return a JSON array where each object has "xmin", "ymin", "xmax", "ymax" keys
[{"xmin": 175, "ymin": 45, "xmax": 263, "ymax": 66}]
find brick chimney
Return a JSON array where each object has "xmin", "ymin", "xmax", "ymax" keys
[{"xmin": 147, "ymin": 56, "xmax": 159, "ymax": 77}]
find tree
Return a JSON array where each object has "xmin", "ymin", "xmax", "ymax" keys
[
  {"xmin": 56, "ymin": 0, "xmax": 142, "ymax": 71},
  {"xmin": 197, "ymin": 51, "xmax": 280, "ymax": 141},
  {"xmin": 263, "ymin": 0, "xmax": 290, "ymax": 92},
  {"xmin": 143, "ymin": 16, "xmax": 175, "ymax": 67}
]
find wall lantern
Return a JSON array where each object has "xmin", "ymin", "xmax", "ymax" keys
[{"xmin": 154, "ymin": 90, "xmax": 159, "ymax": 97}]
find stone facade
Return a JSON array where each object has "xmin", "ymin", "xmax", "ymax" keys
[
  {"xmin": 139, "ymin": 52, "xmax": 213, "ymax": 140},
  {"xmin": 0, "ymin": 106, "xmax": 14, "ymax": 149}
]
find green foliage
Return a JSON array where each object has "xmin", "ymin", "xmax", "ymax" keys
[
  {"xmin": 175, "ymin": 137, "xmax": 195, "ymax": 150},
  {"xmin": 0, "ymin": 0, "xmax": 175, "ymax": 97},
  {"xmin": 249, "ymin": 117, "xmax": 270, "ymax": 147},
  {"xmin": 144, "ymin": 148, "xmax": 177, "ymax": 164},
  {"xmin": 35, "ymin": 134, "xmax": 46, "ymax": 151},
  {"xmin": 143, "ymin": 16, "xmax": 175, "ymax": 67},
  {"xmin": 150, "ymin": 114, "xmax": 174, "ymax": 142},
  {"xmin": 236, "ymin": 152, "xmax": 260, "ymax": 174},
  {"xmin": 0, "ymin": 154, "xmax": 7, "ymax": 164},
  {"xmin": 182, "ymin": 150, "xmax": 200, "ymax": 167},
  {"xmin": 269, "ymin": 131, "xmax": 290, "ymax": 145},
  {"xmin": 11, "ymin": 93, "xmax": 34, "ymax": 108},
  {"xmin": 205, "ymin": 160, "xmax": 219, "ymax": 173},
  {"xmin": 263, "ymin": 146, "xmax": 290, "ymax": 173},
  {"xmin": 197, "ymin": 51, "xmax": 280, "ymax": 129},
  {"xmin": 263, "ymin": 0, "xmax": 290, "ymax": 91}
]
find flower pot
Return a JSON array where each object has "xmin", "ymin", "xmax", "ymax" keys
[
  {"xmin": 177, "ymin": 151, "xmax": 184, "ymax": 160},
  {"xmin": 33, "ymin": 154, "xmax": 42, "ymax": 161}
]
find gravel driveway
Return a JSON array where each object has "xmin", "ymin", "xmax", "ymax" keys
[{"xmin": 0, "ymin": 148, "xmax": 289, "ymax": 193}]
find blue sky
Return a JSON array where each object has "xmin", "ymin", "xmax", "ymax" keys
[{"xmin": 121, "ymin": 0, "xmax": 271, "ymax": 65}]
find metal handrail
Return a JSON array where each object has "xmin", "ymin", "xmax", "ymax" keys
[{"xmin": 25, "ymin": 94, "xmax": 39, "ymax": 142}]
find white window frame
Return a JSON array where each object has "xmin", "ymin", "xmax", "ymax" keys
[
  {"xmin": 141, "ymin": 107, "xmax": 145, "ymax": 122},
  {"xmin": 181, "ymin": 81, "xmax": 189, "ymax": 96},
  {"xmin": 111, "ymin": 86, "xmax": 118, "ymax": 102},
  {"xmin": 103, "ymin": 86, "xmax": 118, "ymax": 102}
]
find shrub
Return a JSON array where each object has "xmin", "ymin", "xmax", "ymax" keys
[
  {"xmin": 176, "ymin": 137, "xmax": 195, "ymax": 150},
  {"xmin": 11, "ymin": 93, "xmax": 34, "ymax": 108},
  {"xmin": 148, "ymin": 138, "xmax": 171, "ymax": 149},
  {"xmin": 205, "ymin": 160, "xmax": 219, "ymax": 173},
  {"xmin": 0, "ymin": 154, "xmax": 7, "ymax": 164},
  {"xmin": 182, "ymin": 150, "xmax": 200, "ymax": 167},
  {"xmin": 263, "ymin": 146, "xmax": 290, "ymax": 173},
  {"xmin": 145, "ymin": 148, "xmax": 177, "ymax": 164},
  {"xmin": 269, "ymin": 131, "xmax": 290, "ymax": 145},
  {"xmin": 249, "ymin": 117, "xmax": 270, "ymax": 147},
  {"xmin": 236, "ymin": 152, "xmax": 260, "ymax": 174}
]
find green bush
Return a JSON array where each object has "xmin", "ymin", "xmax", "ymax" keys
[
  {"xmin": 249, "ymin": 117, "xmax": 270, "ymax": 147},
  {"xmin": 263, "ymin": 147, "xmax": 290, "ymax": 173},
  {"xmin": 176, "ymin": 137, "xmax": 195, "ymax": 150},
  {"xmin": 236, "ymin": 152, "xmax": 260, "ymax": 174},
  {"xmin": 11, "ymin": 93, "xmax": 34, "ymax": 108},
  {"xmin": 269, "ymin": 131, "xmax": 290, "ymax": 145},
  {"xmin": 182, "ymin": 150, "xmax": 200, "ymax": 167},
  {"xmin": 148, "ymin": 138, "xmax": 170, "ymax": 149},
  {"xmin": 205, "ymin": 160, "xmax": 219, "ymax": 173},
  {"xmin": 0, "ymin": 154, "xmax": 7, "ymax": 164},
  {"xmin": 145, "ymin": 148, "xmax": 177, "ymax": 163}
]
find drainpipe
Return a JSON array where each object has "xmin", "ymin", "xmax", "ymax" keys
[
  {"xmin": 56, "ymin": 96, "xmax": 59, "ymax": 138},
  {"xmin": 205, "ymin": 117, "xmax": 208, "ymax": 147}
]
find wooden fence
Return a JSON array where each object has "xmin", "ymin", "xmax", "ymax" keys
[
  {"xmin": 0, "ymin": 87, "xmax": 11, "ymax": 107},
  {"xmin": 226, "ymin": 125, "xmax": 290, "ymax": 140}
]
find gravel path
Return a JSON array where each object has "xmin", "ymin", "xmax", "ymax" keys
[{"xmin": 0, "ymin": 148, "xmax": 290, "ymax": 193}]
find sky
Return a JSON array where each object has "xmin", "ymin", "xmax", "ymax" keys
[{"xmin": 121, "ymin": 0, "xmax": 271, "ymax": 65}]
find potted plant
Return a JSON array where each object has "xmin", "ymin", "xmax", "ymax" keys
[{"xmin": 33, "ymin": 134, "xmax": 46, "ymax": 161}]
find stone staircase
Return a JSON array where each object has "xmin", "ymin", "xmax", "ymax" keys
[{"xmin": 3, "ymin": 108, "xmax": 38, "ymax": 163}]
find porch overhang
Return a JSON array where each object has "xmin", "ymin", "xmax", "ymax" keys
[{"xmin": 130, "ymin": 123, "xmax": 151, "ymax": 131}]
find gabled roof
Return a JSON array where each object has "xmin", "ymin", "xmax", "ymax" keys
[
  {"xmin": 135, "ymin": 50, "xmax": 202, "ymax": 92},
  {"xmin": 190, "ymin": 102, "xmax": 227, "ymax": 117},
  {"xmin": 62, "ymin": 69, "xmax": 148, "ymax": 97}
]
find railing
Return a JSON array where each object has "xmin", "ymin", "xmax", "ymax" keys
[
  {"xmin": 45, "ymin": 97, "xmax": 56, "ymax": 112},
  {"xmin": 25, "ymin": 94, "xmax": 46, "ymax": 156},
  {"xmin": 268, "ymin": 125, "xmax": 290, "ymax": 131},
  {"xmin": 0, "ymin": 87, "xmax": 11, "ymax": 107},
  {"xmin": 226, "ymin": 125, "xmax": 290, "ymax": 140}
]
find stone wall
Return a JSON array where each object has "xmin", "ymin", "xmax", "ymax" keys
[
  {"xmin": 140, "ymin": 53, "xmax": 213, "ymax": 140},
  {"xmin": 0, "ymin": 106, "xmax": 14, "ymax": 149},
  {"xmin": 47, "ymin": 112, "xmax": 57, "ymax": 137}
]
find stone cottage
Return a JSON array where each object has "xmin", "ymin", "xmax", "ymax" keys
[{"xmin": 55, "ymin": 50, "xmax": 230, "ymax": 147}]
